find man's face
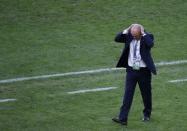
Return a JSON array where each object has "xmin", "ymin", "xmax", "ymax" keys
[{"xmin": 130, "ymin": 26, "xmax": 141, "ymax": 40}]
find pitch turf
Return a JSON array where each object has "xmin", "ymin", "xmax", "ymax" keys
[{"xmin": 0, "ymin": 0, "xmax": 187, "ymax": 130}]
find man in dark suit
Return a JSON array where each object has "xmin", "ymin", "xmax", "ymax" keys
[{"xmin": 112, "ymin": 24, "xmax": 157, "ymax": 126}]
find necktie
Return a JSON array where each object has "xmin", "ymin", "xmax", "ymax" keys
[{"xmin": 133, "ymin": 40, "xmax": 138, "ymax": 59}]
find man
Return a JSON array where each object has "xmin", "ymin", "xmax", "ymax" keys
[{"xmin": 112, "ymin": 24, "xmax": 157, "ymax": 126}]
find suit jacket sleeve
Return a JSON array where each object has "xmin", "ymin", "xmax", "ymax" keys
[
  {"xmin": 114, "ymin": 32, "xmax": 128, "ymax": 43},
  {"xmin": 142, "ymin": 33, "xmax": 154, "ymax": 48}
]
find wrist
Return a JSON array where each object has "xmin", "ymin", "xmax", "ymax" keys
[
  {"xmin": 142, "ymin": 33, "xmax": 146, "ymax": 36},
  {"xmin": 122, "ymin": 29, "xmax": 128, "ymax": 34}
]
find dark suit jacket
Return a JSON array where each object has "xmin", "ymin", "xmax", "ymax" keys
[{"xmin": 115, "ymin": 31, "xmax": 157, "ymax": 75}]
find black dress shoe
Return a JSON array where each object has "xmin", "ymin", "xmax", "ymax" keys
[
  {"xmin": 142, "ymin": 116, "xmax": 150, "ymax": 122},
  {"xmin": 112, "ymin": 118, "xmax": 127, "ymax": 126}
]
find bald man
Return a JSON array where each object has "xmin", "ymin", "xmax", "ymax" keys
[{"xmin": 112, "ymin": 24, "xmax": 156, "ymax": 126}]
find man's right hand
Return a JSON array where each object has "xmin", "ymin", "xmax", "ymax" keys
[{"xmin": 122, "ymin": 24, "xmax": 135, "ymax": 34}]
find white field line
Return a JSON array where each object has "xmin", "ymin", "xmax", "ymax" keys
[
  {"xmin": 0, "ymin": 68, "xmax": 123, "ymax": 84},
  {"xmin": 168, "ymin": 78, "xmax": 187, "ymax": 83},
  {"xmin": 155, "ymin": 60, "xmax": 187, "ymax": 66},
  {"xmin": 0, "ymin": 99, "xmax": 17, "ymax": 103},
  {"xmin": 0, "ymin": 60, "xmax": 187, "ymax": 84},
  {"xmin": 67, "ymin": 87, "xmax": 118, "ymax": 94}
]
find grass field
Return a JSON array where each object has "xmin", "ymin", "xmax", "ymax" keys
[{"xmin": 0, "ymin": 0, "xmax": 187, "ymax": 130}]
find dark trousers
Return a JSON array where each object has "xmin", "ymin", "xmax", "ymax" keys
[{"xmin": 119, "ymin": 67, "xmax": 152, "ymax": 122}]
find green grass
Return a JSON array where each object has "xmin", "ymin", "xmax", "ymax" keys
[{"xmin": 0, "ymin": 0, "xmax": 187, "ymax": 130}]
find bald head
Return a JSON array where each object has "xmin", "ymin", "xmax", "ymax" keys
[{"xmin": 130, "ymin": 24, "xmax": 142, "ymax": 40}]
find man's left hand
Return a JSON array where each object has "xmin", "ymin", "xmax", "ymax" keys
[{"xmin": 140, "ymin": 25, "xmax": 146, "ymax": 36}]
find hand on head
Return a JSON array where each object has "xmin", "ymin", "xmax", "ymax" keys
[{"xmin": 126, "ymin": 24, "xmax": 145, "ymax": 40}]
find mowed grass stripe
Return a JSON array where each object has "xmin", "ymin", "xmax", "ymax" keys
[{"xmin": 0, "ymin": 60, "xmax": 187, "ymax": 84}]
